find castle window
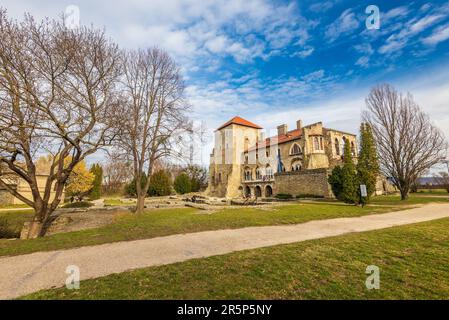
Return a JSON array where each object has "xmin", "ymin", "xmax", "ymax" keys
[
  {"xmin": 320, "ymin": 137, "xmax": 324, "ymax": 150},
  {"xmin": 256, "ymin": 167, "xmax": 262, "ymax": 180},
  {"xmin": 266, "ymin": 147, "xmax": 270, "ymax": 157},
  {"xmin": 351, "ymin": 141, "xmax": 356, "ymax": 156},
  {"xmin": 342, "ymin": 137, "xmax": 347, "ymax": 154},
  {"xmin": 266, "ymin": 165, "xmax": 273, "ymax": 179},
  {"xmin": 244, "ymin": 168, "xmax": 252, "ymax": 181},
  {"xmin": 313, "ymin": 137, "xmax": 320, "ymax": 151},
  {"xmin": 291, "ymin": 161, "xmax": 302, "ymax": 171},
  {"xmin": 335, "ymin": 138, "xmax": 340, "ymax": 156},
  {"xmin": 218, "ymin": 173, "xmax": 222, "ymax": 182},
  {"xmin": 290, "ymin": 143, "xmax": 302, "ymax": 155}
]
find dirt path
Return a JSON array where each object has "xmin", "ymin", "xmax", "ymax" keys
[{"xmin": 1, "ymin": 203, "xmax": 449, "ymax": 299}]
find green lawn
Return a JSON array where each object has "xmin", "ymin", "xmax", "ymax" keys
[
  {"xmin": 2, "ymin": 194, "xmax": 448, "ymax": 258},
  {"xmin": 0, "ymin": 209, "xmax": 34, "ymax": 237},
  {"xmin": 370, "ymin": 193, "xmax": 449, "ymax": 205},
  {"xmin": 0, "ymin": 204, "xmax": 30, "ymax": 209},
  {"xmin": 24, "ymin": 217, "xmax": 449, "ymax": 299},
  {"xmin": 0, "ymin": 202, "xmax": 399, "ymax": 257},
  {"xmin": 104, "ymin": 198, "xmax": 135, "ymax": 206},
  {"xmin": 415, "ymin": 189, "xmax": 449, "ymax": 195}
]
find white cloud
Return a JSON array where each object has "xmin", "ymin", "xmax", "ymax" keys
[
  {"xmin": 355, "ymin": 56, "xmax": 370, "ymax": 67},
  {"xmin": 325, "ymin": 9, "xmax": 360, "ymax": 43},
  {"xmin": 291, "ymin": 46, "xmax": 315, "ymax": 58},
  {"xmin": 422, "ymin": 23, "xmax": 449, "ymax": 46},
  {"xmin": 384, "ymin": 6, "xmax": 410, "ymax": 20},
  {"xmin": 309, "ymin": 1, "xmax": 338, "ymax": 13},
  {"xmin": 378, "ymin": 13, "xmax": 445, "ymax": 55}
]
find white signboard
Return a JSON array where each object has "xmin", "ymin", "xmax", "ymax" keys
[{"xmin": 360, "ymin": 185, "xmax": 368, "ymax": 197}]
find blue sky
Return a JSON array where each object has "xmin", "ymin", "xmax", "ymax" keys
[{"xmin": 2, "ymin": 0, "xmax": 449, "ymax": 167}]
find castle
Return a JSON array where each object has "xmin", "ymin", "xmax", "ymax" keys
[{"xmin": 208, "ymin": 116, "xmax": 358, "ymax": 198}]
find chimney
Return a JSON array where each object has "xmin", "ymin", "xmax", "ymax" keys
[
  {"xmin": 277, "ymin": 124, "xmax": 288, "ymax": 136},
  {"xmin": 296, "ymin": 119, "xmax": 303, "ymax": 130}
]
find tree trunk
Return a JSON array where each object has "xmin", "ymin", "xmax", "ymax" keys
[
  {"xmin": 25, "ymin": 220, "xmax": 45, "ymax": 239},
  {"xmin": 20, "ymin": 206, "xmax": 52, "ymax": 239},
  {"xmin": 400, "ymin": 188, "xmax": 409, "ymax": 200},
  {"xmin": 135, "ymin": 194, "xmax": 145, "ymax": 214}
]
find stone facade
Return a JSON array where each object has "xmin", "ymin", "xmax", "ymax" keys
[
  {"xmin": 208, "ymin": 116, "xmax": 357, "ymax": 198},
  {"xmin": 274, "ymin": 169, "xmax": 333, "ymax": 197},
  {"xmin": 0, "ymin": 174, "xmax": 63, "ymax": 205}
]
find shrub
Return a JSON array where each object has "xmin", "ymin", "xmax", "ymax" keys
[
  {"xmin": 328, "ymin": 166, "xmax": 344, "ymax": 200},
  {"xmin": 62, "ymin": 201, "xmax": 94, "ymax": 208},
  {"xmin": 0, "ymin": 217, "xmax": 18, "ymax": 239},
  {"xmin": 329, "ymin": 143, "xmax": 359, "ymax": 204},
  {"xmin": 296, "ymin": 194, "xmax": 324, "ymax": 199},
  {"xmin": 125, "ymin": 173, "xmax": 148, "ymax": 197},
  {"xmin": 174, "ymin": 173, "xmax": 192, "ymax": 194},
  {"xmin": 275, "ymin": 193, "xmax": 293, "ymax": 200},
  {"xmin": 148, "ymin": 170, "xmax": 172, "ymax": 196},
  {"xmin": 185, "ymin": 165, "xmax": 208, "ymax": 192}
]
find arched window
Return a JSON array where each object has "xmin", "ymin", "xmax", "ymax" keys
[
  {"xmin": 266, "ymin": 165, "xmax": 273, "ymax": 179},
  {"xmin": 244, "ymin": 168, "xmax": 252, "ymax": 181},
  {"xmin": 351, "ymin": 141, "xmax": 356, "ymax": 156},
  {"xmin": 218, "ymin": 173, "xmax": 222, "ymax": 182},
  {"xmin": 313, "ymin": 137, "xmax": 320, "ymax": 150},
  {"xmin": 256, "ymin": 167, "xmax": 262, "ymax": 180},
  {"xmin": 342, "ymin": 137, "xmax": 347, "ymax": 154},
  {"xmin": 291, "ymin": 161, "xmax": 302, "ymax": 171},
  {"xmin": 335, "ymin": 138, "xmax": 340, "ymax": 155},
  {"xmin": 290, "ymin": 143, "xmax": 302, "ymax": 155}
]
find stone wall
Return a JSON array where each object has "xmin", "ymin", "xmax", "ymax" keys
[{"xmin": 273, "ymin": 168, "xmax": 333, "ymax": 198}]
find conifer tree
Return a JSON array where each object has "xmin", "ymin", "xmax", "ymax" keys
[
  {"xmin": 357, "ymin": 123, "xmax": 380, "ymax": 204},
  {"xmin": 340, "ymin": 141, "xmax": 359, "ymax": 204},
  {"xmin": 89, "ymin": 164, "xmax": 103, "ymax": 200}
]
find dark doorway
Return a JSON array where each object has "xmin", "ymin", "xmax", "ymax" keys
[
  {"xmin": 255, "ymin": 186, "xmax": 262, "ymax": 197},
  {"xmin": 265, "ymin": 185, "xmax": 273, "ymax": 197},
  {"xmin": 245, "ymin": 186, "xmax": 251, "ymax": 197}
]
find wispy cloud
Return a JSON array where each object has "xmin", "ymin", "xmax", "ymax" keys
[
  {"xmin": 325, "ymin": 9, "xmax": 360, "ymax": 42},
  {"xmin": 422, "ymin": 23, "xmax": 449, "ymax": 45}
]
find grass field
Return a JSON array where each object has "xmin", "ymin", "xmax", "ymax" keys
[
  {"xmin": 23, "ymin": 217, "xmax": 449, "ymax": 299},
  {"xmin": 1, "ymin": 194, "xmax": 447, "ymax": 258},
  {"xmin": 104, "ymin": 198, "xmax": 135, "ymax": 206},
  {"xmin": 0, "ymin": 204, "xmax": 30, "ymax": 209},
  {"xmin": 0, "ymin": 201, "xmax": 400, "ymax": 257}
]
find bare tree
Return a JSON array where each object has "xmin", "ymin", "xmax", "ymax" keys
[
  {"xmin": 103, "ymin": 152, "xmax": 132, "ymax": 195},
  {"xmin": 0, "ymin": 11, "xmax": 121, "ymax": 237},
  {"xmin": 363, "ymin": 84, "xmax": 448, "ymax": 200},
  {"xmin": 115, "ymin": 48, "xmax": 189, "ymax": 213}
]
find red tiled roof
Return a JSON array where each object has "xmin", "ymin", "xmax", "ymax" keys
[
  {"xmin": 247, "ymin": 128, "xmax": 302, "ymax": 151},
  {"xmin": 216, "ymin": 116, "xmax": 263, "ymax": 131}
]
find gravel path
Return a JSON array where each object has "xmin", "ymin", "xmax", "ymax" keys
[{"xmin": 1, "ymin": 203, "xmax": 449, "ymax": 299}]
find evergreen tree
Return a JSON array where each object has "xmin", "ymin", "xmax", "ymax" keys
[
  {"xmin": 148, "ymin": 170, "xmax": 172, "ymax": 196},
  {"xmin": 185, "ymin": 165, "xmax": 208, "ymax": 192},
  {"xmin": 89, "ymin": 164, "xmax": 103, "ymax": 200},
  {"xmin": 340, "ymin": 141, "xmax": 359, "ymax": 204},
  {"xmin": 328, "ymin": 165, "xmax": 344, "ymax": 201},
  {"xmin": 357, "ymin": 123, "xmax": 380, "ymax": 205},
  {"xmin": 125, "ymin": 173, "xmax": 148, "ymax": 197},
  {"xmin": 174, "ymin": 173, "xmax": 192, "ymax": 194}
]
